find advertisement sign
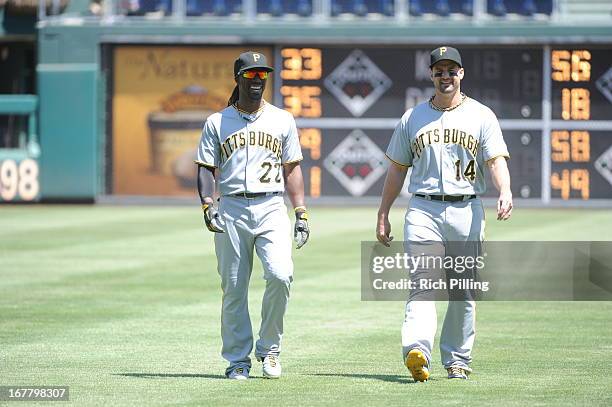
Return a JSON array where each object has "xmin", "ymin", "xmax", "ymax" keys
[{"xmin": 112, "ymin": 46, "xmax": 273, "ymax": 195}]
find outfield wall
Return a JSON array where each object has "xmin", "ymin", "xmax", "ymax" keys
[{"xmin": 1, "ymin": 15, "xmax": 611, "ymax": 205}]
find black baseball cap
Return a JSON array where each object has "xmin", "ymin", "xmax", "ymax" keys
[
  {"xmin": 234, "ymin": 51, "xmax": 274, "ymax": 77},
  {"xmin": 430, "ymin": 46, "xmax": 462, "ymax": 68}
]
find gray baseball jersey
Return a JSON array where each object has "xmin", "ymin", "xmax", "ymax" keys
[
  {"xmin": 387, "ymin": 96, "xmax": 507, "ymax": 375},
  {"xmin": 196, "ymin": 101, "xmax": 303, "ymax": 195},
  {"xmin": 196, "ymin": 99, "xmax": 303, "ymax": 376},
  {"xmin": 386, "ymin": 97, "xmax": 509, "ymax": 196}
]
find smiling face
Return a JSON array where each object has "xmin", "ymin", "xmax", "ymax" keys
[
  {"xmin": 430, "ymin": 60, "xmax": 464, "ymax": 95},
  {"xmin": 237, "ymin": 69, "xmax": 268, "ymax": 102}
]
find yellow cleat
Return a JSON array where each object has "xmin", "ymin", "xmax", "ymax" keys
[{"xmin": 405, "ymin": 349, "xmax": 430, "ymax": 382}]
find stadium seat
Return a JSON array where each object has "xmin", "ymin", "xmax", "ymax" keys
[
  {"xmin": 410, "ymin": 0, "xmax": 473, "ymax": 16},
  {"xmin": 129, "ymin": 0, "xmax": 172, "ymax": 15},
  {"xmin": 436, "ymin": 0, "xmax": 450, "ymax": 16},
  {"xmin": 488, "ymin": 0, "xmax": 552, "ymax": 16},
  {"xmin": 371, "ymin": 0, "xmax": 395, "ymax": 16},
  {"xmin": 520, "ymin": 0, "xmax": 537, "ymax": 16},
  {"xmin": 186, "ymin": 0, "xmax": 205, "ymax": 16},
  {"xmin": 331, "ymin": 0, "xmax": 394, "ymax": 17},
  {"xmin": 297, "ymin": 0, "xmax": 312, "ymax": 16},
  {"xmin": 354, "ymin": 0, "xmax": 367, "ymax": 17},
  {"xmin": 257, "ymin": 0, "xmax": 312, "ymax": 17},
  {"xmin": 489, "ymin": 0, "xmax": 507, "ymax": 16},
  {"xmin": 212, "ymin": 0, "xmax": 228, "ymax": 16},
  {"xmin": 183, "ymin": 0, "xmax": 243, "ymax": 17},
  {"xmin": 268, "ymin": 0, "xmax": 283, "ymax": 16},
  {"xmin": 410, "ymin": 0, "xmax": 423, "ymax": 16}
]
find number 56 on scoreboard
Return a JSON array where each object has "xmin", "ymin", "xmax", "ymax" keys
[{"xmin": 0, "ymin": 158, "xmax": 40, "ymax": 202}]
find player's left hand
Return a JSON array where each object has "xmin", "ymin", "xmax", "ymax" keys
[
  {"xmin": 294, "ymin": 208, "xmax": 310, "ymax": 249},
  {"xmin": 497, "ymin": 190, "xmax": 513, "ymax": 221}
]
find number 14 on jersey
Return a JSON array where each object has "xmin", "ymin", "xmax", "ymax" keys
[{"xmin": 455, "ymin": 159, "xmax": 476, "ymax": 182}]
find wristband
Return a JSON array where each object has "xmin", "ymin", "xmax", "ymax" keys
[{"xmin": 295, "ymin": 207, "xmax": 308, "ymax": 221}]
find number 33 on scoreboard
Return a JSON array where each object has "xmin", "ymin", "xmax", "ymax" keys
[{"xmin": 0, "ymin": 158, "xmax": 40, "ymax": 202}]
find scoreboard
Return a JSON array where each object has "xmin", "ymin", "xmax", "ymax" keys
[
  {"xmin": 550, "ymin": 48, "xmax": 612, "ymax": 200},
  {"xmin": 274, "ymin": 45, "xmax": 612, "ymax": 202}
]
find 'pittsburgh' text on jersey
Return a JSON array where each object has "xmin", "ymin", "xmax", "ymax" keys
[
  {"xmin": 386, "ymin": 97, "xmax": 509, "ymax": 195},
  {"xmin": 196, "ymin": 101, "xmax": 303, "ymax": 195}
]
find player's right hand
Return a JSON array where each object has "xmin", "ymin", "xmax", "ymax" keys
[
  {"xmin": 202, "ymin": 203, "xmax": 224, "ymax": 233},
  {"xmin": 376, "ymin": 212, "xmax": 393, "ymax": 247}
]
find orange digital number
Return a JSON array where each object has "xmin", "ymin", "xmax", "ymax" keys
[
  {"xmin": 551, "ymin": 50, "xmax": 571, "ymax": 82},
  {"xmin": 571, "ymin": 50, "xmax": 591, "ymax": 82},
  {"xmin": 551, "ymin": 131, "xmax": 590, "ymax": 162},
  {"xmin": 571, "ymin": 169, "xmax": 589, "ymax": 200},
  {"xmin": 561, "ymin": 88, "xmax": 590, "ymax": 120},
  {"xmin": 551, "ymin": 169, "xmax": 570, "ymax": 200},
  {"xmin": 280, "ymin": 86, "xmax": 322, "ymax": 117},
  {"xmin": 551, "ymin": 169, "xmax": 589, "ymax": 200},
  {"xmin": 281, "ymin": 48, "xmax": 322, "ymax": 80},
  {"xmin": 310, "ymin": 166, "xmax": 321, "ymax": 198},
  {"xmin": 570, "ymin": 131, "xmax": 590, "ymax": 162},
  {"xmin": 551, "ymin": 131, "xmax": 570, "ymax": 162},
  {"xmin": 552, "ymin": 50, "xmax": 591, "ymax": 82},
  {"xmin": 299, "ymin": 128, "xmax": 322, "ymax": 160}
]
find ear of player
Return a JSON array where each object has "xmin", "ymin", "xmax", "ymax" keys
[
  {"xmin": 202, "ymin": 203, "xmax": 224, "ymax": 233},
  {"xmin": 294, "ymin": 206, "xmax": 310, "ymax": 249}
]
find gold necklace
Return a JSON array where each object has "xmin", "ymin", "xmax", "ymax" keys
[
  {"xmin": 429, "ymin": 93, "xmax": 467, "ymax": 112},
  {"xmin": 233, "ymin": 101, "xmax": 266, "ymax": 115}
]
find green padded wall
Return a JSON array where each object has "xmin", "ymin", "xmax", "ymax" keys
[{"xmin": 38, "ymin": 64, "xmax": 98, "ymax": 199}]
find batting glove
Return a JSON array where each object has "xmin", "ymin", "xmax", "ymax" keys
[
  {"xmin": 202, "ymin": 203, "xmax": 224, "ymax": 233},
  {"xmin": 294, "ymin": 207, "xmax": 310, "ymax": 249}
]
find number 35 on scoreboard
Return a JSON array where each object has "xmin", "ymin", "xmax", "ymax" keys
[{"xmin": 0, "ymin": 158, "xmax": 40, "ymax": 202}]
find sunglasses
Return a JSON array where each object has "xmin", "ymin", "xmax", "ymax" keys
[
  {"xmin": 241, "ymin": 70, "xmax": 269, "ymax": 79},
  {"xmin": 433, "ymin": 70, "xmax": 459, "ymax": 77}
]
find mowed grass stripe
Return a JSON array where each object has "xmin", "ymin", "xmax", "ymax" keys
[
  {"xmin": 483, "ymin": 208, "xmax": 612, "ymax": 240},
  {"xmin": 0, "ymin": 224, "xmax": 361, "ymax": 347}
]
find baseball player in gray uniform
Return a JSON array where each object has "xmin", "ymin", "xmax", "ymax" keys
[
  {"xmin": 195, "ymin": 51, "xmax": 309, "ymax": 380},
  {"xmin": 376, "ymin": 46, "xmax": 513, "ymax": 381}
]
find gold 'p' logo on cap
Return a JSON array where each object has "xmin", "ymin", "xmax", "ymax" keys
[
  {"xmin": 253, "ymin": 53, "xmax": 261, "ymax": 62},
  {"xmin": 439, "ymin": 47, "xmax": 447, "ymax": 56}
]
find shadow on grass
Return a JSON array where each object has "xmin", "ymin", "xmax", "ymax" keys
[
  {"xmin": 309, "ymin": 373, "xmax": 432, "ymax": 384},
  {"xmin": 115, "ymin": 373, "xmax": 226, "ymax": 380},
  {"xmin": 116, "ymin": 372, "xmax": 434, "ymax": 383}
]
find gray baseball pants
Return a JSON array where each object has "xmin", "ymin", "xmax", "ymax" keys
[
  {"xmin": 214, "ymin": 195, "xmax": 293, "ymax": 375},
  {"xmin": 401, "ymin": 195, "xmax": 484, "ymax": 372}
]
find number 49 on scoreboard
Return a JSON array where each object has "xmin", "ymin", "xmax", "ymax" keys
[{"xmin": 0, "ymin": 158, "xmax": 40, "ymax": 202}]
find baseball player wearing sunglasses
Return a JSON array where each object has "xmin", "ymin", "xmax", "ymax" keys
[{"xmin": 196, "ymin": 51, "xmax": 309, "ymax": 380}]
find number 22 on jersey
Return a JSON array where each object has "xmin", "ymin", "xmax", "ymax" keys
[{"xmin": 260, "ymin": 162, "xmax": 282, "ymax": 183}]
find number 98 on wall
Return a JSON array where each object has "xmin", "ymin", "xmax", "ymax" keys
[{"xmin": 0, "ymin": 158, "xmax": 40, "ymax": 202}]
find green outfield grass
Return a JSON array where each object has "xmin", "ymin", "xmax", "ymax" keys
[{"xmin": 1, "ymin": 206, "xmax": 611, "ymax": 406}]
